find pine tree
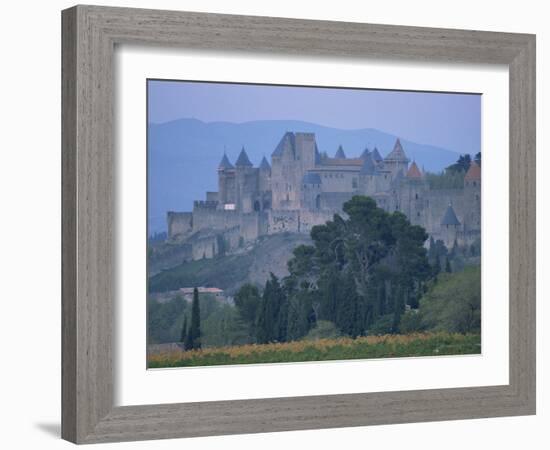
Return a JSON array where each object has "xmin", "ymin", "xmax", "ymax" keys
[
  {"xmin": 428, "ymin": 236, "xmax": 436, "ymax": 261},
  {"xmin": 445, "ymin": 256, "xmax": 452, "ymax": 273},
  {"xmin": 180, "ymin": 316, "xmax": 187, "ymax": 345},
  {"xmin": 186, "ymin": 287, "xmax": 201, "ymax": 350},
  {"xmin": 256, "ymin": 274, "xmax": 285, "ymax": 344},
  {"xmin": 336, "ymin": 271, "xmax": 359, "ymax": 338},
  {"xmin": 433, "ymin": 254, "xmax": 441, "ymax": 278}
]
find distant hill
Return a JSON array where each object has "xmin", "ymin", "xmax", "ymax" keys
[{"xmin": 148, "ymin": 118, "xmax": 460, "ymax": 233}]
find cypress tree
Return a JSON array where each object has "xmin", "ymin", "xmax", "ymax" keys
[
  {"xmin": 445, "ymin": 256, "xmax": 452, "ymax": 273},
  {"xmin": 180, "ymin": 316, "xmax": 187, "ymax": 345},
  {"xmin": 186, "ymin": 287, "xmax": 201, "ymax": 350},
  {"xmin": 336, "ymin": 271, "xmax": 359, "ymax": 338},
  {"xmin": 433, "ymin": 254, "xmax": 441, "ymax": 279}
]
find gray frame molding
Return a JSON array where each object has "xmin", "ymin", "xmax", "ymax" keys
[{"xmin": 62, "ymin": 5, "xmax": 536, "ymax": 444}]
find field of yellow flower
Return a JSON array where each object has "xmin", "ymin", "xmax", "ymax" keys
[{"xmin": 147, "ymin": 332, "xmax": 481, "ymax": 368}]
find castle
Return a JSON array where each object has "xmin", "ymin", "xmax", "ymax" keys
[{"xmin": 167, "ymin": 132, "xmax": 481, "ymax": 260}]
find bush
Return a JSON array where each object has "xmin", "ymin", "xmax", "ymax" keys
[
  {"xmin": 368, "ymin": 314, "xmax": 394, "ymax": 335},
  {"xmin": 399, "ymin": 310, "xmax": 426, "ymax": 333},
  {"xmin": 303, "ymin": 320, "xmax": 341, "ymax": 341},
  {"xmin": 419, "ymin": 266, "xmax": 481, "ymax": 333}
]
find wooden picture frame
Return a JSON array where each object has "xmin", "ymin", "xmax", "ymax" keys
[{"xmin": 61, "ymin": 5, "xmax": 536, "ymax": 444}]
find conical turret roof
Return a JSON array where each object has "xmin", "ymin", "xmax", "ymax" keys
[
  {"xmin": 441, "ymin": 204, "xmax": 461, "ymax": 226},
  {"xmin": 385, "ymin": 138, "xmax": 409, "ymax": 162},
  {"xmin": 371, "ymin": 147, "xmax": 383, "ymax": 162},
  {"xmin": 218, "ymin": 153, "xmax": 234, "ymax": 170},
  {"xmin": 360, "ymin": 147, "xmax": 370, "ymax": 159},
  {"xmin": 259, "ymin": 156, "xmax": 271, "ymax": 171},
  {"xmin": 406, "ymin": 161, "xmax": 422, "ymax": 179},
  {"xmin": 334, "ymin": 145, "xmax": 346, "ymax": 159},
  {"xmin": 235, "ymin": 146, "xmax": 253, "ymax": 167},
  {"xmin": 360, "ymin": 153, "xmax": 376, "ymax": 175},
  {"xmin": 272, "ymin": 132, "xmax": 295, "ymax": 157}
]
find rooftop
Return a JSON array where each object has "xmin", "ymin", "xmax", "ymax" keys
[
  {"xmin": 334, "ymin": 145, "xmax": 346, "ymax": 159},
  {"xmin": 384, "ymin": 138, "xmax": 410, "ymax": 163},
  {"xmin": 272, "ymin": 132, "xmax": 296, "ymax": 158},
  {"xmin": 235, "ymin": 147, "xmax": 253, "ymax": 167},
  {"xmin": 259, "ymin": 156, "xmax": 271, "ymax": 171},
  {"xmin": 441, "ymin": 204, "xmax": 461, "ymax": 226},
  {"xmin": 406, "ymin": 161, "xmax": 423, "ymax": 179},
  {"xmin": 218, "ymin": 153, "xmax": 234, "ymax": 170}
]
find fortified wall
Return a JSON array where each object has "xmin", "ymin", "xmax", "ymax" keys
[{"xmin": 167, "ymin": 132, "xmax": 481, "ymax": 260}]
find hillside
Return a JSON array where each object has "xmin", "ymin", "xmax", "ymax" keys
[
  {"xmin": 148, "ymin": 118, "xmax": 461, "ymax": 232},
  {"xmin": 148, "ymin": 233, "xmax": 312, "ymax": 295}
]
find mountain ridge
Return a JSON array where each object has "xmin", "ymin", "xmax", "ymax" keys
[{"xmin": 148, "ymin": 118, "xmax": 462, "ymax": 233}]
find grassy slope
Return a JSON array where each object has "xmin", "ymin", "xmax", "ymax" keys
[
  {"xmin": 148, "ymin": 332, "xmax": 481, "ymax": 368},
  {"xmin": 148, "ymin": 233, "xmax": 312, "ymax": 294}
]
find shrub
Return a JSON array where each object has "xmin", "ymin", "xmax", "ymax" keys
[{"xmin": 303, "ymin": 320, "xmax": 341, "ymax": 341}]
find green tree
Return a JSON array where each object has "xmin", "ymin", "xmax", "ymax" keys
[
  {"xmin": 234, "ymin": 283, "xmax": 261, "ymax": 341},
  {"xmin": 180, "ymin": 315, "xmax": 187, "ymax": 345},
  {"xmin": 445, "ymin": 256, "xmax": 452, "ymax": 273},
  {"xmin": 446, "ymin": 154, "xmax": 472, "ymax": 174},
  {"xmin": 292, "ymin": 196, "xmax": 431, "ymax": 338},
  {"xmin": 256, "ymin": 274, "xmax": 286, "ymax": 343},
  {"xmin": 286, "ymin": 286, "xmax": 314, "ymax": 341},
  {"xmin": 335, "ymin": 270, "xmax": 361, "ymax": 337},
  {"xmin": 185, "ymin": 287, "xmax": 201, "ymax": 350},
  {"xmin": 419, "ymin": 266, "xmax": 481, "ymax": 333},
  {"xmin": 474, "ymin": 152, "xmax": 481, "ymax": 167}
]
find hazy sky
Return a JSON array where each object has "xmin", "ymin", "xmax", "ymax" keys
[{"xmin": 148, "ymin": 80, "xmax": 481, "ymax": 155}]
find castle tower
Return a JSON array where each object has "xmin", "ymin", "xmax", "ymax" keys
[
  {"xmin": 258, "ymin": 156, "xmax": 272, "ymax": 210},
  {"xmin": 271, "ymin": 132, "xmax": 296, "ymax": 210},
  {"xmin": 360, "ymin": 147, "xmax": 370, "ymax": 159},
  {"xmin": 235, "ymin": 146, "xmax": 257, "ymax": 213},
  {"xmin": 217, "ymin": 153, "xmax": 235, "ymax": 208},
  {"xmin": 270, "ymin": 132, "xmax": 316, "ymax": 210},
  {"xmin": 384, "ymin": 138, "xmax": 410, "ymax": 177},
  {"xmin": 301, "ymin": 172, "xmax": 322, "ymax": 210},
  {"xmin": 402, "ymin": 161, "xmax": 426, "ymax": 224},
  {"xmin": 440, "ymin": 203, "xmax": 461, "ymax": 248},
  {"xmin": 463, "ymin": 161, "xmax": 481, "ymax": 231},
  {"xmin": 358, "ymin": 152, "xmax": 377, "ymax": 195},
  {"xmin": 371, "ymin": 147, "xmax": 383, "ymax": 165}
]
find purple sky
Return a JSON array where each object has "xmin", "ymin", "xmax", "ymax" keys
[{"xmin": 148, "ymin": 80, "xmax": 481, "ymax": 155}]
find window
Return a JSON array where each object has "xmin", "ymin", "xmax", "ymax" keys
[
  {"xmin": 415, "ymin": 193, "xmax": 419, "ymax": 200},
  {"xmin": 352, "ymin": 178, "xmax": 358, "ymax": 189}
]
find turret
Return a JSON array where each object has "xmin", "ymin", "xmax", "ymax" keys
[
  {"xmin": 334, "ymin": 145, "xmax": 346, "ymax": 159},
  {"xmin": 358, "ymin": 152, "xmax": 377, "ymax": 195},
  {"xmin": 371, "ymin": 147, "xmax": 383, "ymax": 164},
  {"xmin": 440, "ymin": 203, "xmax": 461, "ymax": 248},
  {"xmin": 217, "ymin": 152, "xmax": 235, "ymax": 207},
  {"xmin": 234, "ymin": 147, "xmax": 256, "ymax": 213},
  {"xmin": 384, "ymin": 138, "xmax": 410, "ymax": 177}
]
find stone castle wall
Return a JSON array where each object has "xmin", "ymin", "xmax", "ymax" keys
[
  {"xmin": 167, "ymin": 212, "xmax": 193, "ymax": 239},
  {"xmin": 165, "ymin": 133, "xmax": 480, "ymax": 261}
]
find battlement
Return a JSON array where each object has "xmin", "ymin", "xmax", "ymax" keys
[{"xmin": 193, "ymin": 200, "xmax": 219, "ymax": 210}]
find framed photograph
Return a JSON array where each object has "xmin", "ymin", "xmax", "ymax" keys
[{"xmin": 62, "ymin": 5, "xmax": 536, "ymax": 444}]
